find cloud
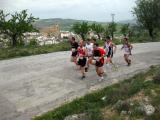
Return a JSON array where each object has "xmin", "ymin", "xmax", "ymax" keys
[{"xmin": 0, "ymin": 0, "xmax": 136, "ymax": 21}]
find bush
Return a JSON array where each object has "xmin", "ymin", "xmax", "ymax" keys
[
  {"xmin": 131, "ymin": 106, "xmax": 145, "ymax": 117},
  {"xmin": 114, "ymin": 100, "xmax": 130, "ymax": 113},
  {"xmin": 29, "ymin": 39, "xmax": 38, "ymax": 46},
  {"xmin": 7, "ymin": 51, "xmax": 18, "ymax": 58},
  {"xmin": 113, "ymin": 38, "xmax": 122, "ymax": 45},
  {"xmin": 19, "ymin": 49, "xmax": 30, "ymax": 56},
  {"xmin": 87, "ymin": 108, "xmax": 102, "ymax": 120},
  {"xmin": 153, "ymin": 74, "xmax": 160, "ymax": 84}
]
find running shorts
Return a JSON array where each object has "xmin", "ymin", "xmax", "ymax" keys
[
  {"xmin": 77, "ymin": 57, "xmax": 87, "ymax": 67},
  {"xmin": 95, "ymin": 58, "xmax": 104, "ymax": 67},
  {"xmin": 71, "ymin": 51, "xmax": 78, "ymax": 57}
]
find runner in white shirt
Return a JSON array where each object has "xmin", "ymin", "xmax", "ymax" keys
[
  {"xmin": 85, "ymin": 39, "xmax": 94, "ymax": 71},
  {"xmin": 121, "ymin": 38, "xmax": 133, "ymax": 66}
]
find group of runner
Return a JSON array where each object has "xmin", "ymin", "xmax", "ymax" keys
[{"xmin": 69, "ymin": 36, "xmax": 133, "ymax": 81}]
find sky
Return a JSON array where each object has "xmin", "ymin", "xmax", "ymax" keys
[{"xmin": 0, "ymin": 0, "xmax": 136, "ymax": 22}]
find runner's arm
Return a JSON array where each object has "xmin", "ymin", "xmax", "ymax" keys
[
  {"xmin": 112, "ymin": 43, "xmax": 117, "ymax": 53},
  {"xmin": 121, "ymin": 44, "xmax": 124, "ymax": 50},
  {"xmin": 130, "ymin": 44, "xmax": 133, "ymax": 50}
]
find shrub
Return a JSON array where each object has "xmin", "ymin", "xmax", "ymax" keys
[
  {"xmin": 0, "ymin": 41, "xmax": 71, "ymax": 60},
  {"xmin": 153, "ymin": 74, "xmax": 160, "ymax": 84},
  {"xmin": 87, "ymin": 108, "xmax": 102, "ymax": 120},
  {"xmin": 29, "ymin": 39, "xmax": 38, "ymax": 46},
  {"xmin": 114, "ymin": 100, "xmax": 130, "ymax": 113},
  {"xmin": 131, "ymin": 106, "xmax": 145, "ymax": 117},
  {"xmin": 19, "ymin": 49, "xmax": 30, "ymax": 56}
]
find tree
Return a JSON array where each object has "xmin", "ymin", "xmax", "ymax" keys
[
  {"xmin": 133, "ymin": 0, "xmax": 160, "ymax": 40},
  {"xmin": 0, "ymin": 10, "xmax": 9, "ymax": 38},
  {"xmin": 80, "ymin": 22, "xmax": 89, "ymax": 40},
  {"xmin": 72, "ymin": 22, "xmax": 81, "ymax": 35},
  {"xmin": 121, "ymin": 24, "xmax": 130, "ymax": 36},
  {"xmin": 91, "ymin": 23, "xmax": 104, "ymax": 39},
  {"xmin": 102, "ymin": 26, "xmax": 110, "ymax": 39},
  {"xmin": 0, "ymin": 10, "xmax": 38, "ymax": 47},
  {"xmin": 72, "ymin": 22, "xmax": 89, "ymax": 40},
  {"xmin": 108, "ymin": 22, "xmax": 117, "ymax": 39}
]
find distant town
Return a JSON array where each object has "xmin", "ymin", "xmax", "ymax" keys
[
  {"xmin": 23, "ymin": 24, "xmax": 99, "ymax": 46},
  {"xmin": 0, "ymin": 24, "xmax": 99, "ymax": 47}
]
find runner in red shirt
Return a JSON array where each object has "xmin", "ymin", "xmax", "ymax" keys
[
  {"xmin": 77, "ymin": 40, "xmax": 87, "ymax": 79},
  {"xmin": 92, "ymin": 43, "xmax": 106, "ymax": 82}
]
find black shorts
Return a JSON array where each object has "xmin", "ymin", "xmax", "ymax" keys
[
  {"xmin": 106, "ymin": 50, "xmax": 113, "ymax": 58},
  {"xmin": 95, "ymin": 59, "xmax": 104, "ymax": 67},
  {"xmin": 71, "ymin": 51, "xmax": 78, "ymax": 57},
  {"xmin": 78, "ymin": 57, "xmax": 87, "ymax": 67}
]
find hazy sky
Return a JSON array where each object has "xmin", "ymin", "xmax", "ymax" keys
[{"xmin": 0, "ymin": 0, "xmax": 136, "ymax": 22}]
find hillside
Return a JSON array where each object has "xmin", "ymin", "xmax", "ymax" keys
[
  {"xmin": 33, "ymin": 18, "xmax": 136, "ymax": 31},
  {"xmin": 33, "ymin": 18, "xmax": 107, "ymax": 31}
]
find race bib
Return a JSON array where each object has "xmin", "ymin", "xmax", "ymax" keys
[{"xmin": 94, "ymin": 57, "xmax": 100, "ymax": 61}]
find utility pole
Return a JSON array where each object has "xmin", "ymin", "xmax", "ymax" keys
[
  {"xmin": 111, "ymin": 13, "xmax": 115, "ymax": 39},
  {"xmin": 111, "ymin": 13, "xmax": 115, "ymax": 23}
]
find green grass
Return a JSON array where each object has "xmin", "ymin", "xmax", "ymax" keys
[
  {"xmin": 0, "ymin": 39, "xmax": 119, "ymax": 61},
  {"xmin": 33, "ymin": 65, "xmax": 160, "ymax": 120},
  {"xmin": 0, "ymin": 41, "xmax": 71, "ymax": 60}
]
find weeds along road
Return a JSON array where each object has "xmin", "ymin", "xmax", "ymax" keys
[{"xmin": 0, "ymin": 42, "xmax": 160, "ymax": 120}]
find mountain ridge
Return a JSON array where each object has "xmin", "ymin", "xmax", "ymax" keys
[{"xmin": 33, "ymin": 18, "xmax": 136, "ymax": 31}]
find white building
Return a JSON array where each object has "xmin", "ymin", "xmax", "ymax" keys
[
  {"xmin": 87, "ymin": 31, "xmax": 98, "ymax": 39},
  {"xmin": 24, "ymin": 32, "xmax": 59, "ymax": 46},
  {"xmin": 37, "ymin": 36, "xmax": 59, "ymax": 45},
  {"xmin": 60, "ymin": 31, "xmax": 76, "ymax": 39}
]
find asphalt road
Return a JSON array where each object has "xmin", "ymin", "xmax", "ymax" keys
[{"xmin": 0, "ymin": 42, "xmax": 160, "ymax": 120}]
